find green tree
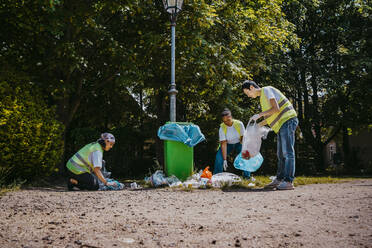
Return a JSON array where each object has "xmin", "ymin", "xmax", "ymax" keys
[
  {"xmin": 257, "ymin": 0, "xmax": 372, "ymax": 173},
  {"xmin": 0, "ymin": 81, "xmax": 64, "ymax": 182},
  {"xmin": 0, "ymin": 0, "xmax": 300, "ymax": 178}
]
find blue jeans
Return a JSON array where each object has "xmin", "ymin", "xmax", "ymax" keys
[
  {"xmin": 214, "ymin": 143, "xmax": 251, "ymax": 178},
  {"xmin": 276, "ymin": 117, "xmax": 298, "ymax": 182}
]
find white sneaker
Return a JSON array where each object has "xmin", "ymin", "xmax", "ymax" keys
[
  {"xmin": 277, "ymin": 181, "xmax": 295, "ymax": 190},
  {"xmin": 264, "ymin": 179, "xmax": 281, "ymax": 189}
]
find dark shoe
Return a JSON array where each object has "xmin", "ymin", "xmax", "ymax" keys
[
  {"xmin": 67, "ymin": 178, "xmax": 74, "ymax": 191},
  {"xmin": 264, "ymin": 179, "xmax": 282, "ymax": 189},
  {"xmin": 277, "ymin": 181, "xmax": 295, "ymax": 190}
]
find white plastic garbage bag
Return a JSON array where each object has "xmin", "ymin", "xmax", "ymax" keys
[
  {"xmin": 211, "ymin": 172, "xmax": 241, "ymax": 188},
  {"xmin": 242, "ymin": 119, "xmax": 271, "ymax": 158}
]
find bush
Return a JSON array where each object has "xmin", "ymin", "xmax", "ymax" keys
[{"xmin": 0, "ymin": 81, "xmax": 64, "ymax": 182}]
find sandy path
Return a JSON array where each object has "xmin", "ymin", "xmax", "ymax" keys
[{"xmin": 0, "ymin": 179, "xmax": 371, "ymax": 248}]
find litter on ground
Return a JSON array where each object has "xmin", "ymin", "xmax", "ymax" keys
[{"xmin": 145, "ymin": 170, "xmax": 247, "ymax": 189}]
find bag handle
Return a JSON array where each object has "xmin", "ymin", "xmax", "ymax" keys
[{"xmin": 247, "ymin": 118, "xmax": 257, "ymax": 129}]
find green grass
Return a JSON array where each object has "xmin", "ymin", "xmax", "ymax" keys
[
  {"xmin": 292, "ymin": 176, "xmax": 356, "ymax": 186},
  {"xmin": 223, "ymin": 175, "xmax": 360, "ymax": 190},
  {"xmin": 0, "ymin": 166, "xmax": 26, "ymax": 197},
  {"xmin": 0, "ymin": 180, "xmax": 24, "ymax": 197}
]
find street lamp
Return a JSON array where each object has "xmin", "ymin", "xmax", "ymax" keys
[{"xmin": 162, "ymin": 0, "xmax": 183, "ymax": 122}]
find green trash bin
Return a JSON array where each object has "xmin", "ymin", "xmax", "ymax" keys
[{"xmin": 164, "ymin": 122, "xmax": 194, "ymax": 181}]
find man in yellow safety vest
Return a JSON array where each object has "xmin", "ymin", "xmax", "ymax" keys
[
  {"xmin": 214, "ymin": 108, "xmax": 251, "ymax": 179},
  {"xmin": 66, "ymin": 133, "xmax": 116, "ymax": 190},
  {"xmin": 242, "ymin": 80, "xmax": 298, "ymax": 190}
]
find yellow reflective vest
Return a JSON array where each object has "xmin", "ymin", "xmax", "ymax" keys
[
  {"xmin": 260, "ymin": 87, "xmax": 297, "ymax": 133},
  {"xmin": 220, "ymin": 119, "xmax": 243, "ymax": 136},
  {"xmin": 66, "ymin": 142, "xmax": 103, "ymax": 175},
  {"xmin": 217, "ymin": 119, "xmax": 243, "ymax": 150}
]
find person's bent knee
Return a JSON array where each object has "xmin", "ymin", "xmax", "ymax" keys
[
  {"xmin": 86, "ymin": 183, "xmax": 99, "ymax": 191},
  {"xmin": 86, "ymin": 176, "xmax": 99, "ymax": 190}
]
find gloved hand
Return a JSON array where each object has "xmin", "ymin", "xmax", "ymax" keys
[
  {"xmin": 250, "ymin": 114, "xmax": 261, "ymax": 121},
  {"xmin": 223, "ymin": 160, "xmax": 228, "ymax": 171},
  {"xmin": 106, "ymin": 181, "xmax": 116, "ymax": 187}
]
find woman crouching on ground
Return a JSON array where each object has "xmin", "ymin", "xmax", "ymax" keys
[{"xmin": 66, "ymin": 133, "xmax": 116, "ymax": 190}]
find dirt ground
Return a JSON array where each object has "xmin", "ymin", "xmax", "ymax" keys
[{"xmin": 0, "ymin": 179, "xmax": 371, "ymax": 248}]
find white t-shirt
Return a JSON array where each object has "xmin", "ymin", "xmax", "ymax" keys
[
  {"xmin": 89, "ymin": 150, "xmax": 103, "ymax": 168},
  {"xmin": 263, "ymin": 86, "xmax": 282, "ymax": 103},
  {"xmin": 219, "ymin": 121, "xmax": 245, "ymax": 144}
]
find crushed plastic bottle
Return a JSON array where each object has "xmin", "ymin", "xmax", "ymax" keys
[{"xmin": 130, "ymin": 182, "xmax": 140, "ymax": 189}]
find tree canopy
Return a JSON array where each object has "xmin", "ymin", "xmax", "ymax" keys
[{"xmin": 1, "ymin": 0, "xmax": 371, "ymax": 181}]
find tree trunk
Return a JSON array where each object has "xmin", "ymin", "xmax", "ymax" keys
[
  {"xmin": 342, "ymin": 125, "xmax": 350, "ymax": 170},
  {"xmin": 55, "ymin": 78, "xmax": 83, "ymax": 174},
  {"xmin": 297, "ymin": 70, "xmax": 304, "ymax": 126},
  {"xmin": 310, "ymin": 77, "xmax": 324, "ymax": 172}
]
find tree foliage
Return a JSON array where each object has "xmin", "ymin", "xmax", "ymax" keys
[
  {"xmin": 0, "ymin": 0, "xmax": 370, "ymax": 180},
  {"xmin": 0, "ymin": 81, "xmax": 64, "ymax": 182},
  {"xmin": 258, "ymin": 0, "xmax": 372, "ymax": 172}
]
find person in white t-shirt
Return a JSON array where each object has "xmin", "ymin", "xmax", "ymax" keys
[
  {"xmin": 213, "ymin": 108, "xmax": 251, "ymax": 179},
  {"xmin": 242, "ymin": 80, "xmax": 298, "ymax": 190},
  {"xmin": 66, "ymin": 133, "xmax": 116, "ymax": 190}
]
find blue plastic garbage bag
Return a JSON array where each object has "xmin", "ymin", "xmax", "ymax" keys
[
  {"xmin": 157, "ymin": 123, "xmax": 205, "ymax": 147},
  {"xmin": 234, "ymin": 152, "xmax": 263, "ymax": 172},
  {"xmin": 150, "ymin": 170, "xmax": 168, "ymax": 187},
  {"xmin": 145, "ymin": 170, "xmax": 183, "ymax": 187},
  {"xmin": 99, "ymin": 179, "xmax": 124, "ymax": 191}
]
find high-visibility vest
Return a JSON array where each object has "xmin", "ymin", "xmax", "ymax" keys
[
  {"xmin": 66, "ymin": 142, "xmax": 103, "ymax": 175},
  {"xmin": 217, "ymin": 119, "xmax": 243, "ymax": 150},
  {"xmin": 220, "ymin": 119, "xmax": 243, "ymax": 137},
  {"xmin": 260, "ymin": 86, "xmax": 297, "ymax": 133}
]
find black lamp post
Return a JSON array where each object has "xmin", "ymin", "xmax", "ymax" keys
[{"xmin": 162, "ymin": 0, "xmax": 183, "ymax": 122}]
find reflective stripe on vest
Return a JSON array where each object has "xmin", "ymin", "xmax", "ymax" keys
[
  {"xmin": 220, "ymin": 119, "xmax": 242, "ymax": 136},
  {"xmin": 260, "ymin": 87, "xmax": 297, "ymax": 133},
  {"xmin": 75, "ymin": 152, "xmax": 91, "ymax": 170},
  {"xmin": 217, "ymin": 120, "xmax": 243, "ymax": 150},
  {"xmin": 66, "ymin": 142, "xmax": 103, "ymax": 175},
  {"xmin": 67, "ymin": 158, "xmax": 89, "ymax": 174}
]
